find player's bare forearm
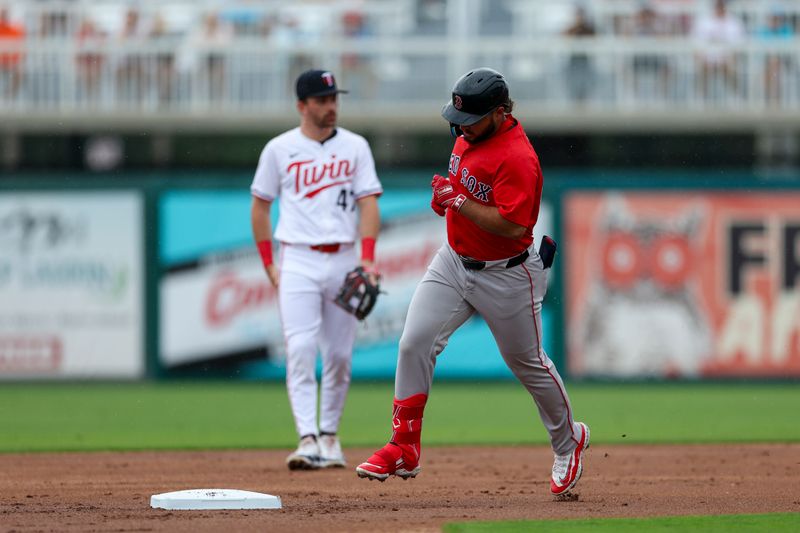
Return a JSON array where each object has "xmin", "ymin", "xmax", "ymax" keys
[
  {"xmin": 457, "ymin": 199, "xmax": 527, "ymax": 240},
  {"xmin": 356, "ymin": 195, "xmax": 380, "ymax": 275},
  {"xmin": 251, "ymin": 196, "xmax": 280, "ymax": 287},
  {"xmin": 250, "ymin": 196, "xmax": 274, "ymax": 243},
  {"xmin": 356, "ymin": 195, "xmax": 380, "ymax": 240}
]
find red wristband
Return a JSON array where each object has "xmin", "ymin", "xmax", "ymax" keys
[
  {"xmin": 257, "ymin": 240, "xmax": 273, "ymax": 267},
  {"xmin": 361, "ymin": 237, "xmax": 376, "ymax": 262},
  {"xmin": 452, "ymin": 194, "xmax": 467, "ymax": 212}
]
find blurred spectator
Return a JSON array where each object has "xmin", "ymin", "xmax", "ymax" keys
[
  {"xmin": 343, "ymin": 9, "xmax": 369, "ymax": 39},
  {"xmin": 38, "ymin": 7, "xmax": 69, "ymax": 39},
  {"xmin": 116, "ymin": 7, "xmax": 148, "ymax": 105},
  {"xmin": 629, "ymin": 3, "xmax": 671, "ymax": 101},
  {"xmin": 562, "ymin": 5, "xmax": 596, "ymax": 104},
  {"xmin": 149, "ymin": 12, "xmax": 175, "ymax": 106},
  {"xmin": 221, "ymin": 5, "xmax": 262, "ymax": 37},
  {"xmin": 272, "ymin": 10, "xmax": 317, "ymax": 93},
  {"xmin": 634, "ymin": 4, "xmax": 670, "ymax": 37},
  {"xmin": 177, "ymin": 11, "xmax": 233, "ymax": 104},
  {"xmin": 0, "ymin": 7, "xmax": 24, "ymax": 99},
  {"xmin": 75, "ymin": 16, "xmax": 105, "ymax": 104},
  {"xmin": 615, "ymin": 1, "xmax": 687, "ymax": 37},
  {"xmin": 341, "ymin": 9, "xmax": 376, "ymax": 98},
  {"xmin": 692, "ymin": 0, "xmax": 745, "ymax": 100},
  {"xmin": 28, "ymin": 7, "xmax": 70, "ymax": 104},
  {"xmin": 757, "ymin": 7, "xmax": 796, "ymax": 105},
  {"xmin": 416, "ymin": 0, "xmax": 447, "ymax": 35},
  {"xmin": 256, "ymin": 11, "xmax": 277, "ymax": 38}
]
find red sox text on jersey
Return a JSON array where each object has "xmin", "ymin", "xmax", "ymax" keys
[
  {"xmin": 445, "ymin": 116, "xmax": 542, "ymax": 261},
  {"xmin": 448, "ymin": 154, "xmax": 493, "ymax": 203}
]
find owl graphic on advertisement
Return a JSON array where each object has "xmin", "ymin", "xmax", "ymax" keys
[{"xmin": 579, "ymin": 195, "xmax": 713, "ymax": 378}]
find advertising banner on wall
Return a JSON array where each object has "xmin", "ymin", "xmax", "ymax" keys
[
  {"xmin": 160, "ymin": 214, "xmax": 443, "ymax": 369},
  {"xmin": 0, "ymin": 192, "xmax": 144, "ymax": 379},
  {"xmin": 565, "ymin": 191, "xmax": 800, "ymax": 378},
  {"xmin": 159, "ymin": 188, "xmax": 554, "ymax": 379}
]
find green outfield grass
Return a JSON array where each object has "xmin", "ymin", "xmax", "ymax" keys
[
  {"xmin": 443, "ymin": 513, "xmax": 800, "ymax": 532},
  {"xmin": 0, "ymin": 382, "xmax": 800, "ymax": 452},
  {"xmin": 1, "ymin": 382, "xmax": 798, "ymax": 453}
]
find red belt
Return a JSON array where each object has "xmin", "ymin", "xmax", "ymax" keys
[{"xmin": 310, "ymin": 243, "xmax": 341, "ymax": 253}]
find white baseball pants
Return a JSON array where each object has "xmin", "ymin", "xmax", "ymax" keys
[{"xmin": 278, "ymin": 244, "xmax": 358, "ymax": 438}]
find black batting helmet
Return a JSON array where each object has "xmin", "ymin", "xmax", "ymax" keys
[{"xmin": 441, "ymin": 67, "xmax": 509, "ymax": 126}]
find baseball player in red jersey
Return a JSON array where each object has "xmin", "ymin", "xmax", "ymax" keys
[
  {"xmin": 355, "ymin": 68, "xmax": 589, "ymax": 496},
  {"xmin": 251, "ymin": 69, "xmax": 382, "ymax": 470}
]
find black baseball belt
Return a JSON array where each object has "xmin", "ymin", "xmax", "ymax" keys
[{"xmin": 458, "ymin": 249, "xmax": 529, "ymax": 271}]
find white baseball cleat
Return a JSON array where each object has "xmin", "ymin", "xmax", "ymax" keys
[
  {"xmin": 286, "ymin": 435, "xmax": 321, "ymax": 471},
  {"xmin": 318, "ymin": 434, "xmax": 347, "ymax": 468},
  {"xmin": 551, "ymin": 422, "xmax": 590, "ymax": 495}
]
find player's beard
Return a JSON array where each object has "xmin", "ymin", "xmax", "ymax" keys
[
  {"xmin": 313, "ymin": 111, "xmax": 337, "ymax": 129},
  {"xmin": 464, "ymin": 119, "xmax": 498, "ymax": 144}
]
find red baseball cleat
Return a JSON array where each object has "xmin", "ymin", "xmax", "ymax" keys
[
  {"xmin": 355, "ymin": 442, "xmax": 421, "ymax": 482},
  {"xmin": 551, "ymin": 422, "xmax": 590, "ymax": 495}
]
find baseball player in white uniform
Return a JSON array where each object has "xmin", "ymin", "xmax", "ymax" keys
[{"xmin": 250, "ymin": 69, "xmax": 383, "ymax": 470}]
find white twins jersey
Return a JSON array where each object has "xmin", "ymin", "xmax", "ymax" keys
[{"xmin": 250, "ymin": 127, "xmax": 382, "ymax": 244}]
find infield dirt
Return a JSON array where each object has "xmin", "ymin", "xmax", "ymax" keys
[{"xmin": 2, "ymin": 443, "xmax": 798, "ymax": 532}]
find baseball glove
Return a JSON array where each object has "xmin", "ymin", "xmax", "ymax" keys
[{"xmin": 334, "ymin": 266, "xmax": 381, "ymax": 320}]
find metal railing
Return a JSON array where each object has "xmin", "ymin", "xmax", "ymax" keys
[{"xmin": 1, "ymin": 36, "xmax": 799, "ymax": 132}]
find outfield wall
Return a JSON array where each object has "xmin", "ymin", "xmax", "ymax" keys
[
  {"xmin": 156, "ymin": 187, "xmax": 556, "ymax": 380},
  {"xmin": 1, "ymin": 170, "xmax": 798, "ymax": 380}
]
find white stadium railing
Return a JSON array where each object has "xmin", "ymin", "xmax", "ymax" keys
[{"xmin": 1, "ymin": 0, "xmax": 799, "ymax": 133}]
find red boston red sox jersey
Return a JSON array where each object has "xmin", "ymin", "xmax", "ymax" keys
[
  {"xmin": 446, "ymin": 115, "xmax": 542, "ymax": 260},
  {"xmin": 251, "ymin": 127, "xmax": 382, "ymax": 244}
]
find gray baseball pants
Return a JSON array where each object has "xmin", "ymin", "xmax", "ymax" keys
[{"xmin": 395, "ymin": 243, "xmax": 580, "ymax": 455}]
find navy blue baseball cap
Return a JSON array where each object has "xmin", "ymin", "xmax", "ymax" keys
[
  {"xmin": 442, "ymin": 67, "xmax": 509, "ymax": 126},
  {"xmin": 296, "ymin": 69, "xmax": 349, "ymax": 100}
]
